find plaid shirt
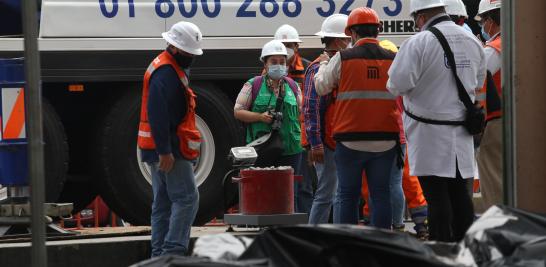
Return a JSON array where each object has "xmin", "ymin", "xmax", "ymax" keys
[{"xmin": 303, "ymin": 62, "xmax": 331, "ymax": 150}]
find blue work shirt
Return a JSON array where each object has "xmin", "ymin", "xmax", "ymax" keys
[{"xmin": 141, "ymin": 65, "xmax": 188, "ymax": 163}]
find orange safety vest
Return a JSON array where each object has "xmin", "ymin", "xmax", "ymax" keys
[
  {"xmin": 138, "ymin": 51, "xmax": 201, "ymax": 160},
  {"xmin": 485, "ymin": 35, "xmax": 502, "ymax": 121},
  {"xmin": 333, "ymin": 38, "xmax": 400, "ymax": 141},
  {"xmin": 305, "ymin": 57, "xmax": 337, "ymax": 150},
  {"xmin": 288, "ymin": 53, "xmax": 308, "ymax": 87}
]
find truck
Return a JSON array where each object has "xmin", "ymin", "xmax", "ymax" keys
[{"xmin": 0, "ymin": 0, "xmax": 424, "ymax": 225}]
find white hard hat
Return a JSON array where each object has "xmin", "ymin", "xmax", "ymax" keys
[
  {"xmin": 260, "ymin": 40, "xmax": 288, "ymax": 62},
  {"xmin": 475, "ymin": 0, "xmax": 501, "ymax": 21},
  {"xmin": 162, "ymin": 21, "xmax": 203, "ymax": 56},
  {"xmin": 274, "ymin": 24, "xmax": 302, "ymax": 43},
  {"xmin": 409, "ymin": 0, "xmax": 447, "ymax": 16},
  {"xmin": 315, "ymin": 14, "xmax": 350, "ymax": 38},
  {"xmin": 444, "ymin": 0, "xmax": 468, "ymax": 17}
]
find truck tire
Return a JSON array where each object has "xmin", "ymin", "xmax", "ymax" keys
[
  {"xmin": 98, "ymin": 84, "xmax": 242, "ymax": 225},
  {"xmin": 57, "ymin": 176, "xmax": 98, "ymax": 213},
  {"xmin": 43, "ymin": 99, "xmax": 69, "ymax": 202},
  {"xmin": 190, "ymin": 82, "xmax": 243, "ymax": 225}
]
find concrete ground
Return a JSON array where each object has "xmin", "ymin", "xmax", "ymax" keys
[
  {"xmin": 0, "ymin": 218, "xmax": 428, "ymax": 267},
  {"xmin": 0, "ymin": 225, "xmax": 255, "ymax": 267}
]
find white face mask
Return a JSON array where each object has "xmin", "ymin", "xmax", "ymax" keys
[
  {"xmin": 286, "ymin": 48, "xmax": 295, "ymax": 59},
  {"xmin": 267, "ymin": 64, "xmax": 287, "ymax": 80},
  {"xmin": 347, "ymin": 42, "xmax": 353, "ymax": 49}
]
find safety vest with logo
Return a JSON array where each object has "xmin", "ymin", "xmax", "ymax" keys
[
  {"xmin": 247, "ymin": 77, "xmax": 302, "ymax": 156},
  {"xmin": 334, "ymin": 38, "xmax": 400, "ymax": 142},
  {"xmin": 485, "ymin": 34, "xmax": 502, "ymax": 121},
  {"xmin": 138, "ymin": 51, "xmax": 201, "ymax": 160},
  {"xmin": 304, "ymin": 57, "xmax": 337, "ymax": 150}
]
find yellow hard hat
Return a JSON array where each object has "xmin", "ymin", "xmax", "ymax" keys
[{"xmin": 379, "ymin": 40, "xmax": 398, "ymax": 53}]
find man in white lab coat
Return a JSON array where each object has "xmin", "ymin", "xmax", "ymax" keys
[{"xmin": 387, "ymin": 0, "xmax": 486, "ymax": 242}]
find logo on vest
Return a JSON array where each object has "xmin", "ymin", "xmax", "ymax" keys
[{"xmin": 367, "ymin": 67, "xmax": 380, "ymax": 79}]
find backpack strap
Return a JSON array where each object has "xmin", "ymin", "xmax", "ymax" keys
[
  {"xmin": 250, "ymin": 75, "xmax": 264, "ymax": 107},
  {"xmin": 282, "ymin": 76, "xmax": 300, "ymax": 97}
]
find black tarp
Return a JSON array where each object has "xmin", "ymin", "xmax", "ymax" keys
[
  {"xmin": 459, "ymin": 206, "xmax": 546, "ymax": 267},
  {"xmin": 238, "ymin": 225, "xmax": 452, "ymax": 267},
  {"xmin": 131, "ymin": 256, "xmax": 269, "ymax": 267},
  {"xmin": 133, "ymin": 206, "xmax": 546, "ymax": 267}
]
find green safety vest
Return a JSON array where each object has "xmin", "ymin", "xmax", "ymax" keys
[{"xmin": 246, "ymin": 77, "xmax": 302, "ymax": 156}]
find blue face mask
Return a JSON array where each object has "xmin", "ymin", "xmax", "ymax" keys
[
  {"xmin": 481, "ymin": 20, "xmax": 491, "ymax": 41},
  {"xmin": 481, "ymin": 27, "xmax": 491, "ymax": 41},
  {"xmin": 267, "ymin": 64, "xmax": 287, "ymax": 80}
]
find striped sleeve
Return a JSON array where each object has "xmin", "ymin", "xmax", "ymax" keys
[{"xmin": 303, "ymin": 63, "xmax": 323, "ymax": 149}]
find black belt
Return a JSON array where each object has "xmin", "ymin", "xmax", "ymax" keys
[{"xmin": 404, "ymin": 108, "xmax": 464, "ymax": 126}]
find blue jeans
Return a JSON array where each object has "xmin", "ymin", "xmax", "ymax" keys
[
  {"xmin": 369, "ymin": 144, "xmax": 406, "ymax": 228},
  {"xmin": 334, "ymin": 143, "xmax": 396, "ymax": 229},
  {"xmin": 309, "ymin": 147, "xmax": 337, "ymax": 224},
  {"xmin": 149, "ymin": 159, "xmax": 199, "ymax": 257}
]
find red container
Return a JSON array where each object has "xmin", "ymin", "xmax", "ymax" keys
[{"xmin": 234, "ymin": 168, "xmax": 294, "ymax": 215}]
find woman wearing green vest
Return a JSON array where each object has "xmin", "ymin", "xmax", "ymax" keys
[{"xmin": 234, "ymin": 40, "xmax": 303, "ymax": 173}]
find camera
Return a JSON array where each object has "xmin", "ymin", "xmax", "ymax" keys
[{"xmin": 268, "ymin": 109, "xmax": 283, "ymax": 130}]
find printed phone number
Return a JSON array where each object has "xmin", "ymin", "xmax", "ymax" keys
[{"xmin": 99, "ymin": 0, "xmax": 403, "ymax": 19}]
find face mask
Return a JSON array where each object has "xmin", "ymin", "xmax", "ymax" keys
[
  {"xmin": 267, "ymin": 64, "xmax": 287, "ymax": 80},
  {"xmin": 347, "ymin": 42, "xmax": 353, "ymax": 49},
  {"xmin": 173, "ymin": 53, "xmax": 194, "ymax": 69},
  {"xmin": 286, "ymin": 48, "xmax": 295, "ymax": 60},
  {"xmin": 481, "ymin": 21, "xmax": 491, "ymax": 41}
]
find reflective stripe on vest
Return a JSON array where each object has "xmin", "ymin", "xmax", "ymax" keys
[
  {"xmin": 334, "ymin": 38, "xmax": 400, "ymax": 142},
  {"xmin": 337, "ymin": 90, "xmax": 396, "ymax": 101},
  {"xmin": 138, "ymin": 51, "xmax": 201, "ymax": 160},
  {"xmin": 138, "ymin": 130, "xmax": 152, "ymax": 138}
]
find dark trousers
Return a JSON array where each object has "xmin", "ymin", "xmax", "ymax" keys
[
  {"xmin": 418, "ymin": 169, "xmax": 474, "ymax": 242},
  {"xmin": 276, "ymin": 153, "xmax": 302, "ymax": 174}
]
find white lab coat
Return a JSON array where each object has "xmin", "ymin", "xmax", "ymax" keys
[{"xmin": 387, "ymin": 15, "xmax": 486, "ymax": 179}]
